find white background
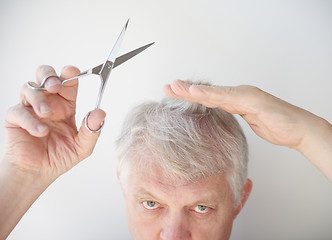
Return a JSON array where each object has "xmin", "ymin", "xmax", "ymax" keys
[{"xmin": 0, "ymin": 0, "xmax": 331, "ymax": 239}]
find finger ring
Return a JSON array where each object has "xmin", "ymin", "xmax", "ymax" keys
[
  {"xmin": 27, "ymin": 74, "xmax": 60, "ymax": 90},
  {"xmin": 84, "ymin": 112, "xmax": 105, "ymax": 134}
]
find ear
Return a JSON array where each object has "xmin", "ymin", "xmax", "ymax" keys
[
  {"xmin": 233, "ymin": 179, "xmax": 253, "ymax": 218},
  {"xmin": 117, "ymin": 170, "xmax": 127, "ymax": 199},
  {"xmin": 116, "ymin": 169, "xmax": 121, "ymax": 181}
]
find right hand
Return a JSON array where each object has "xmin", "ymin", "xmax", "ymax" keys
[{"xmin": 4, "ymin": 65, "xmax": 106, "ymax": 185}]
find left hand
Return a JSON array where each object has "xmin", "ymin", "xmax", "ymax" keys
[{"xmin": 164, "ymin": 80, "xmax": 332, "ymax": 182}]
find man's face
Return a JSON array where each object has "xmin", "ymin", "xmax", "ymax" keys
[{"xmin": 120, "ymin": 165, "xmax": 249, "ymax": 240}]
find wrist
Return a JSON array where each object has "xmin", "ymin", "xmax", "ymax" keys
[
  {"xmin": 0, "ymin": 156, "xmax": 52, "ymax": 192},
  {"xmin": 0, "ymin": 157, "xmax": 52, "ymax": 239},
  {"xmin": 295, "ymin": 117, "xmax": 331, "ymax": 154},
  {"xmin": 294, "ymin": 117, "xmax": 332, "ymax": 182}
]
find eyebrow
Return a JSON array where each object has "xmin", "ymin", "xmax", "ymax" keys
[
  {"xmin": 135, "ymin": 188, "xmax": 164, "ymax": 202},
  {"xmin": 190, "ymin": 195, "xmax": 223, "ymax": 207},
  {"xmin": 134, "ymin": 187, "xmax": 226, "ymax": 206}
]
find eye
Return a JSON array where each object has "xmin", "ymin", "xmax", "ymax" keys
[
  {"xmin": 193, "ymin": 205, "xmax": 210, "ymax": 214},
  {"xmin": 142, "ymin": 201, "xmax": 160, "ymax": 210}
]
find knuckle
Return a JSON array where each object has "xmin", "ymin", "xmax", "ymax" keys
[
  {"xmin": 21, "ymin": 82, "xmax": 37, "ymax": 95},
  {"xmin": 36, "ymin": 65, "xmax": 57, "ymax": 82},
  {"xmin": 238, "ymin": 85, "xmax": 262, "ymax": 95},
  {"xmin": 223, "ymin": 86, "xmax": 237, "ymax": 95},
  {"xmin": 37, "ymin": 64, "xmax": 55, "ymax": 72},
  {"xmin": 61, "ymin": 65, "xmax": 80, "ymax": 79},
  {"xmin": 6, "ymin": 105, "xmax": 18, "ymax": 119},
  {"xmin": 20, "ymin": 108, "xmax": 30, "ymax": 123},
  {"xmin": 62, "ymin": 65, "xmax": 80, "ymax": 72},
  {"xmin": 5, "ymin": 104, "xmax": 28, "ymax": 125},
  {"xmin": 216, "ymin": 86, "xmax": 237, "ymax": 101},
  {"xmin": 237, "ymin": 85, "xmax": 268, "ymax": 105},
  {"xmin": 22, "ymin": 87, "xmax": 41, "ymax": 103},
  {"xmin": 36, "ymin": 65, "xmax": 54, "ymax": 75},
  {"xmin": 20, "ymin": 82, "xmax": 30, "ymax": 95}
]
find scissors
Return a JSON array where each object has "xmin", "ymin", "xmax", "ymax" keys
[
  {"xmin": 28, "ymin": 19, "xmax": 154, "ymax": 132},
  {"xmin": 28, "ymin": 19, "xmax": 154, "ymax": 109}
]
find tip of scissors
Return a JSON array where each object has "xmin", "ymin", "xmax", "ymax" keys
[
  {"xmin": 125, "ymin": 19, "xmax": 129, "ymax": 29},
  {"xmin": 146, "ymin": 42, "xmax": 155, "ymax": 48}
]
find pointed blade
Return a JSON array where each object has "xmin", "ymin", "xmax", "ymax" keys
[
  {"xmin": 84, "ymin": 42, "xmax": 155, "ymax": 77},
  {"xmin": 106, "ymin": 19, "xmax": 129, "ymax": 64},
  {"xmin": 113, "ymin": 42, "xmax": 155, "ymax": 68},
  {"xmin": 99, "ymin": 19, "xmax": 129, "ymax": 84}
]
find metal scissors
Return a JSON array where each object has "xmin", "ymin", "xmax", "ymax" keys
[{"xmin": 28, "ymin": 19, "xmax": 154, "ymax": 110}]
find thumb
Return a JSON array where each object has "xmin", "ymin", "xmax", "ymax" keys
[{"xmin": 75, "ymin": 108, "xmax": 106, "ymax": 160}]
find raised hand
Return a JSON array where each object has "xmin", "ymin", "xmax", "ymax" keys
[
  {"xmin": 0, "ymin": 65, "xmax": 106, "ymax": 239},
  {"xmin": 164, "ymin": 80, "xmax": 332, "ymax": 182},
  {"xmin": 5, "ymin": 65, "xmax": 106, "ymax": 182}
]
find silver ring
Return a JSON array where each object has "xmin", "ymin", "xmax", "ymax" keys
[
  {"xmin": 84, "ymin": 112, "xmax": 105, "ymax": 134},
  {"xmin": 28, "ymin": 74, "xmax": 60, "ymax": 90}
]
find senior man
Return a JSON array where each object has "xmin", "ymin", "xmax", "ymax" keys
[
  {"xmin": 0, "ymin": 65, "xmax": 331, "ymax": 240},
  {"xmin": 116, "ymin": 95, "xmax": 251, "ymax": 239}
]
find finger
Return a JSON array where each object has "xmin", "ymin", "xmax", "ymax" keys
[
  {"xmin": 164, "ymin": 80, "xmax": 222, "ymax": 108},
  {"xmin": 75, "ymin": 108, "xmax": 106, "ymax": 160},
  {"xmin": 5, "ymin": 104, "xmax": 49, "ymax": 137},
  {"xmin": 20, "ymin": 83, "xmax": 52, "ymax": 118},
  {"xmin": 163, "ymin": 84, "xmax": 182, "ymax": 100},
  {"xmin": 35, "ymin": 65, "xmax": 62, "ymax": 93},
  {"xmin": 58, "ymin": 65, "xmax": 80, "ymax": 102},
  {"xmin": 189, "ymin": 84, "xmax": 265, "ymax": 114},
  {"xmin": 188, "ymin": 84, "xmax": 235, "ymax": 108},
  {"xmin": 164, "ymin": 80, "xmax": 201, "ymax": 103},
  {"xmin": 165, "ymin": 80, "xmax": 262, "ymax": 114},
  {"xmin": 168, "ymin": 80, "xmax": 217, "ymax": 104}
]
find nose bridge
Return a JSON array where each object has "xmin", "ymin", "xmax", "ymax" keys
[{"xmin": 160, "ymin": 208, "xmax": 191, "ymax": 240}]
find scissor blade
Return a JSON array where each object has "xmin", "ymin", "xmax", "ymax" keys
[
  {"xmin": 99, "ymin": 19, "xmax": 129, "ymax": 84},
  {"xmin": 106, "ymin": 19, "xmax": 129, "ymax": 64},
  {"xmin": 113, "ymin": 42, "xmax": 155, "ymax": 68},
  {"xmin": 86, "ymin": 42, "xmax": 155, "ymax": 75}
]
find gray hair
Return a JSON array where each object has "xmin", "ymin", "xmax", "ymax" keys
[{"xmin": 116, "ymin": 93, "xmax": 248, "ymax": 206}]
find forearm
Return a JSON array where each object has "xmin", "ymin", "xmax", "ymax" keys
[
  {"xmin": 295, "ymin": 117, "xmax": 332, "ymax": 182},
  {"xmin": 0, "ymin": 159, "xmax": 49, "ymax": 240}
]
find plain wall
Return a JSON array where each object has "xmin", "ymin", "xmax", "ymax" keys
[{"xmin": 0, "ymin": 0, "xmax": 331, "ymax": 239}]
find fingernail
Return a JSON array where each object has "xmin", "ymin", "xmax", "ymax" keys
[
  {"xmin": 46, "ymin": 77, "xmax": 60, "ymax": 87},
  {"xmin": 40, "ymin": 103, "xmax": 51, "ymax": 114},
  {"xmin": 37, "ymin": 124, "xmax": 47, "ymax": 132}
]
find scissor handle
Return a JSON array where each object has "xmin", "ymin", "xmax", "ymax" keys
[
  {"xmin": 27, "ymin": 67, "xmax": 105, "ymax": 109},
  {"xmin": 27, "ymin": 67, "xmax": 99, "ymax": 90},
  {"xmin": 28, "ymin": 75, "xmax": 70, "ymax": 90}
]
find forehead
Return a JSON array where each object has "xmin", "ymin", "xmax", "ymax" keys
[{"xmin": 127, "ymin": 166, "xmax": 232, "ymax": 205}]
